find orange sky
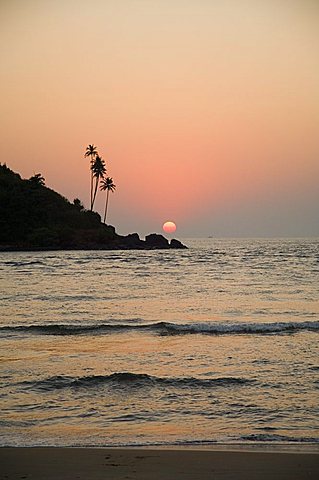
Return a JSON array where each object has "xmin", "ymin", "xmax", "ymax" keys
[{"xmin": 1, "ymin": 0, "xmax": 318, "ymax": 236}]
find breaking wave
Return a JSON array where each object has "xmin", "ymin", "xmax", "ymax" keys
[
  {"xmin": 240, "ymin": 433, "xmax": 319, "ymax": 443},
  {"xmin": 2, "ymin": 320, "xmax": 319, "ymax": 336}
]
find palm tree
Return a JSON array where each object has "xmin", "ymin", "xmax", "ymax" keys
[
  {"xmin": 100, "ymin": 177, "xmax": 116, "ymax": 223},
  {"xmin": 84, "ymin": 144, "xmax": 98, "ymax": 209},
  {"xmin": 91, "ymin": 155, "xmax": 106, "ymax": 211}
]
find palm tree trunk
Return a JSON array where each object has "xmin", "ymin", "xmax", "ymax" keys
[
  {"xmin": 90, "ymin": 172, "xmax": 93, "ymax": 211},
  {"xmin": 91, "ymin": 177, "xmax": 99, "ymax": 211},
  {"xmin": 90, "ymin": 156, "xmax": 94, "ymax": 211},
  {"xmin": 90, "ymin": 177, "xmax": 93, "ymax": 210},
  {"xmin": 103, "ymin": 190, "xmax": 110, "ymax": 223}
]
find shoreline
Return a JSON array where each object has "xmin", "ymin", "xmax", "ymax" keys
[
  {"xmin": 1, "ymin": 446, "xmax": 319, "ymax": 479},
  {"xmin": 1, "ymin": 442, "xmax": 319, "ymax": 452}
]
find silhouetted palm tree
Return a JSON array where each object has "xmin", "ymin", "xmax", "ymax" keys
[
  {"xmin": 91, "ymin": 155, "xmax": 106, "ymax": 211},
  {"xmin": 84, "ymin": 144, "xmax": 98, "ymax": 209},
  {"xmin": 100, "ymin": 177, "xmax": 116, "ymax": 223}
]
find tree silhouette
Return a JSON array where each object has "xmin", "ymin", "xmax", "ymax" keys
[
  {"xmin": 100, "ymin": 177, "xmax": 116, "ymax": 223},
  {"xmin": 84, "ymin": 144, "xmax": 98, "ymax": 209},
  {"xmin": 91, "ymin": 155, "xmax": 106, "ymax": 211},
  {"xmin": 29, "ymin": 173, "xmax": 45, "ymax": 186},
  {"xmin": 73, "ymin": 198, "xmax": 84, "ymax": 211}
]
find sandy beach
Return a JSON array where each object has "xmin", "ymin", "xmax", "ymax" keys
[{"xmin": 1, "ymin": 447, "xmax": 319, "ymax": 480}]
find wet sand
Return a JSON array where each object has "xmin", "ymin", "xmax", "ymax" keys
[{"xmin": 1, "ymin": 446, "xmax": 319, "ymax": 479}]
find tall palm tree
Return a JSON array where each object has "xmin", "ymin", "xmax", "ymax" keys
[
  {"xmin": 100, "ymin": 177, "xmax": 116, "ymax": 223},
  {"xmin": 91, "ymin": 155, "xmax": 106, "ymax": 211},
  {"xmin": 84, "ymin": 144, "xmax": 98, "ymax": 209}
]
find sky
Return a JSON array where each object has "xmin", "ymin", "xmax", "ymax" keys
[{"xmin": 1, "ymin": 0, "xmax": 318, "ymax": 237}]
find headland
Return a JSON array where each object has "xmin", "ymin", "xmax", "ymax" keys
[{"xmin": 0, "ymin": 164, "xmax": 186, "ymax": 251}]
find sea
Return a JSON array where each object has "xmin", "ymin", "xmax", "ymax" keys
[{"xmin": 1, "ymin": 238, "xmax": 318, "ymax": 448}]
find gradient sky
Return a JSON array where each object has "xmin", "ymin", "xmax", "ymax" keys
[{"xmin": 1, "ymin": 0, "xmax": 318, "ymax": 237}]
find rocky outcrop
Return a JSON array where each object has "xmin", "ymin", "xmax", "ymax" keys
[
  {"xmin": 116, "ymin": 232, "xmax": 187, "ymax": 250},
  {"xmin": 170, "ymin": 238, "xmax": 187, "ymax": 249},
  {"xmin": 145, "ymin": 233, "xmax": 170, "ymax": 248},
  {"xmin": 144, "ymin": 234, "xmax": 187, "ymax": 249}
]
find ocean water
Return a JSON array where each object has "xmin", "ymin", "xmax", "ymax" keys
[{"xmin": 0, "ymin": 238, "xmax": 318, "ymax": 447}]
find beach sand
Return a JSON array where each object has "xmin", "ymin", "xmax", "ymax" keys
[{"xmin": 1, "ymin": 447, "xmax": 319, "ymax": 479}]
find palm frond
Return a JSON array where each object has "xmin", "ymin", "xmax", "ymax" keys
[
  {"xmin": 85, "ymin": 144, "xmax": 98, "ymax": 158},
  {"xmin": 100, "ymin": 177, "xmax": 115, "ymax": 190}
]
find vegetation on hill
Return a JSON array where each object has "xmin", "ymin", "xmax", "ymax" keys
[{"xmin": 0, "ymin": 163, "xmax": 117, "ymax": 249}]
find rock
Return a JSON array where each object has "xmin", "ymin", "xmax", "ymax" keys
[
  {"xmin": 145, "ymin": 233, "xmax": 170, "ymax": 248},
  {"xmin": 117, "ymin": 233, "xmax": 144, "ymax": 249},
  {"xmin": 170, "ymin": 238, "xmax": 187, "ymax": 249},
  {"xmin": 118, "ymin": 233, "xmax": 187, "ymax": 250}
]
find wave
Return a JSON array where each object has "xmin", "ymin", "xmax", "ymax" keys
[
  {"xmin": 20, "ymin": 372, "xmax": 254, "ymax": 392},
  {"xmin": 240, "ymin": 433, "xmax": 319, "ymax": 443},
  {"xmin": 2, "ymin": 320, "xmax": 319, "ymax": 336},
  {"xmin": 1, "ymin": 260, "xmax": 45, "ymax": 267}
]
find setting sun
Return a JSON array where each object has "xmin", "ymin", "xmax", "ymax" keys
[{"xmin": 163, "ymin": 221, "xmax": 177, "ymax": 233}]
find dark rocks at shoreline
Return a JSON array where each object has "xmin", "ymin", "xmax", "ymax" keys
[
  {"xmin": 170, "ymin": 238, "xmax": 186, "ymax": 249},
  {"xmin": 0, "ymin": 232, "xmax": 187, "ymax": 252},
  {"xmin": 0, "ymin": 232, "xmax": 187, "ymax": 251},
  {"xmin": 145, "ymin": 233, "xmax": 169, "ymax": 248},
  {"xmin": 116, "ymin": 232, "xmax": 187, "ymax": 250}
]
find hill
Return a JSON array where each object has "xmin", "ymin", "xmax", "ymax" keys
[{"xmin": 0, "ymin": 164, "xmax": 186, "ymax": 250}]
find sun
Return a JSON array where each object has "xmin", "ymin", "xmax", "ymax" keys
[{"xmin": 162, "ymin": 221, "xmax": 177, "ymax": 233}]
